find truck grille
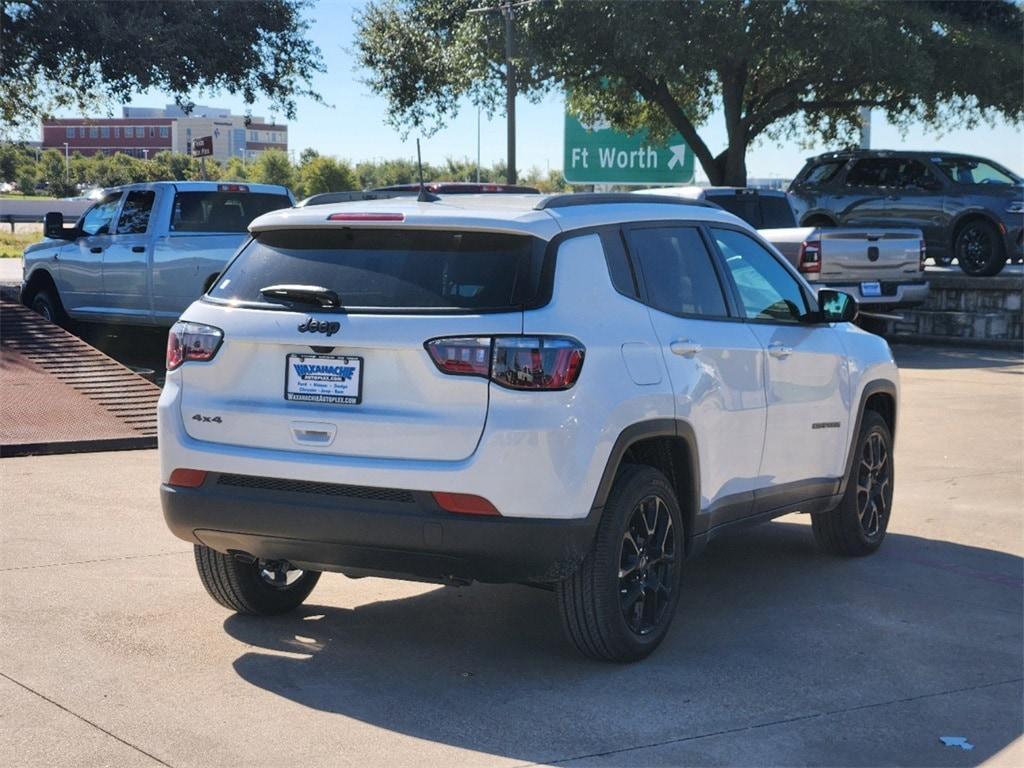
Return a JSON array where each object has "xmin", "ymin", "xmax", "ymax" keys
[{"xmin": 216, "ymin": 473, "xmax": 415, "ymax": 503}]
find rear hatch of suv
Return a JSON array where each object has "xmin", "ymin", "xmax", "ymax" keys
[{"xmin": 176, "ymin": 224, "xmax": 550, "ymax": 461}]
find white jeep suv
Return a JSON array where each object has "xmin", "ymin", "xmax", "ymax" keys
[{"xmin": 158, "ymin": 193, "xmax": 899, "ymax": 661}]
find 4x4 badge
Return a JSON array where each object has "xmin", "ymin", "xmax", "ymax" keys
[{"xmin": 297, "ymin": 318, "xmax": 341, "ymax": 337}]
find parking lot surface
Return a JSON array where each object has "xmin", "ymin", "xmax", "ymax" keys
[{"xmin": 1, "ymin": 344, "xmax": 1021, "ymax": 767}]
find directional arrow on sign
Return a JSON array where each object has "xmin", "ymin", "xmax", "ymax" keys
[{"xmin": 667, "ymin": 144, "xmax": 688, "ymax": 170}]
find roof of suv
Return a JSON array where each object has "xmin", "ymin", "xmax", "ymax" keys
[
  {"xmin": 248, "ymin": 193, "xmax": 746, "ymax": 237},
  {"xmin": 806, "ymin": 149, "xmax": 996, "ymax": 163}
]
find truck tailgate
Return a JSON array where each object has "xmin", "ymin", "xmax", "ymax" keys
[{"xmin": 815, "ymin": 229, "xmax": 922, "ymax": 280}]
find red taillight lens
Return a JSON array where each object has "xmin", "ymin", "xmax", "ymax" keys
[
  {"xmin": 425, "ymin": 336, "xmax": 585, "ymax": 390},
  {"xmin": 327, "ymin": 212, "xmax": 405, "ymax": 222},
  {"xmin": 799, "ymin": 240, "xmax": 821, "ymax": 273},
  {"xmin": 425, "ymin": 337, "xmax": 492, "ymax": 376},
  {"xmin": 491, "ymin": 336, "xmax": 585, "ymax": 390},
  {"xmin": 166, "ymin": 321, "xmax": 224, "ymax": 371},
  {"xmin": 919, "ymin": 239, "xmax": 927, "ymax": 270},
  {"xmin": 168, "ymin": 468, "xmax": 207, "ymax": 488},
  {"xmin": 432, "ymin": 492, "xmax": 500, "ymax": 516}
]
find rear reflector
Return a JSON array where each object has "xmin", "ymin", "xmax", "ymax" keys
[
  {"xmin": 432, "ymin": 492, "xmax": 500, "ymax": 516},
  {"xmin": 327, "ymin": 212, "xmax": 405, "ymax": 222},
  {"xmin": 168, "ymin": 469, "xmax": 208, "ymax": 488}
]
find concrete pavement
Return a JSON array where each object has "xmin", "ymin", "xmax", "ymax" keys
[{"xmin": 1, "ymin": 344, "xmax": 1021, "ymax": 767}]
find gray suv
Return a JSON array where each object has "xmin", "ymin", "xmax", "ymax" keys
[{"xmin": 789, "ymin": 150, "xmax": 1023, "ymax": 276}]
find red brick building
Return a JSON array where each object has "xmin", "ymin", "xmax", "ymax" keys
[{"xmin": 42, "ymin": 117, "xmax": 173, "ymax": 158}]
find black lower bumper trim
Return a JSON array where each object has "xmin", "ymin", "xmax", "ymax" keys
[{"xmin": 161, "ymin": 476, "xmax": 600, "ymax": 584}]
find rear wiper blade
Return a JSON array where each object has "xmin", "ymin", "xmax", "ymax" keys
[{"xmin": 259, "ymin": 284, "xmax": 341, "ymax": 309}]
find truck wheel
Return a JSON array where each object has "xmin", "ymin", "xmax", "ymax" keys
[
  {"xmin": 812, "ymin": 411, "xmax": 894, "ymax": 557},
  {"xmin": 193, "ymin": 544, "xmax": 321, "ymax": 615},
  {"xmin": 557, "ymin": 465, "xmax": 684, "ymax": 662},
  {"xmin": 956, "ymin": 220, "xmax": 1005, "ymax": 276},
  {"xmin": 29, "ymin": 287, "xmax": 69, "ymax": 327}
]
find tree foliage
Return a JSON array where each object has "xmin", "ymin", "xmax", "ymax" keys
[
  {"xmin": 1, "ymin": 0, "xmax": 324, "ymax": 137},
  {"xmin": 355, "ymin": 0, "xmax": 1023, "ymax": 185}
]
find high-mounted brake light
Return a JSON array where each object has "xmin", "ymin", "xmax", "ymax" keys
[
  {"xmin": 798, "ymin": 240, "xmax": 821, "ymax": 273},
  {"xmin": 425, "ymin": 336, "xmax": 585, "ymax": 391},
  {"xmin": 166, "ymin": 321, "xmax": 224, "ymax": 371},
  {"xmin": 327, "ymin": 212, "xmax": 405, "ymax": 222},
  {"xmin": 218, "ymin": 184, "xmax": 249, "ymax": 193}
]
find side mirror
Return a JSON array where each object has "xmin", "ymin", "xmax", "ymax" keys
[
  {"xmin": 818, "ymin": 289, "xmax": 858, "ymax": 323},
  {"xmin": 44, "ymin": 211, "xmax": 69, "ymax": 240}
]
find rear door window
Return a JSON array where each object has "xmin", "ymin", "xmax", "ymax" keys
[
  {"xmin": 626, "ymin": 226, "xmax": 729, "ymax": 318},
  {"xmin": 209, "ymin": 228, "xmax": 548, "ymax": 313},
  {"xmin": 758, "ymin": 195, "xmax": 797, "ymax": 228},
  {"xmin": 845, "ymin": 158, "xmax": 902, "ymax": 188},
  {"xmin": 171, "ymin": 191, "xmax": 291, "ymax": 233}
]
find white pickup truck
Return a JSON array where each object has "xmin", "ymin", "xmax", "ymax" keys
[
  {"xmin": 21, "ymin": 181, "xmax": 293, "ymax": 327},
  {"xmin": 640, "ymin": 186, "xmax": 929, "ymax": 310}
]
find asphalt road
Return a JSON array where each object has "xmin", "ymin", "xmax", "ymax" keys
[{"xmin": 1, "ymin": 344, "xmax": 1021, "ymax": 767}]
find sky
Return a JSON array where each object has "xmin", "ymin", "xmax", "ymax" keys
[{"xmin": 102, "ymin": 0, "xmax": 1023, "ymax": 180}]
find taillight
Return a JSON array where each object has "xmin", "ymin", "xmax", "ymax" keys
[
  {"xmin": 798, "ymin": 240, "xmax": 821, "ymax": 273},
  {"xmin": 919, "ymin": 239, "xmax": 927, "ymax": 270},
  {"xmin": 425, "ymin": 335, "xmax": 585, "ymax": 391},
  {"xmin": 166, "ymin": 321, "xmax": 224, "ymax": 371},
  {"xmin": 218, "ymin": 184, "xmax": 249, "ymax": 193}
]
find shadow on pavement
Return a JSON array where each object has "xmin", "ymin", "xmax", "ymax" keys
[
  {"xmin": 223, "ymin": 521, "xmax": 1022, "ymax": 766},
  {"xmin": 892, "ymin": 344, "xmax": 1023, "ymax": 372}
]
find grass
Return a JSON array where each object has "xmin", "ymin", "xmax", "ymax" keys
[{"xmin": 0, "ymin": 230, "xmax": 43, "ymax": 258}]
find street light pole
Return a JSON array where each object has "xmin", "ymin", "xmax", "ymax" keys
[
  {"xmin": 476, "ymin": 106, "xmax": 481, "ymax": 183},
  {"xmin": 63, "ymin": 142, "xmax": 69, "ymax": 183},
  {"xmin": 502, "ymin": 2, "xmax": 516, "ymax": 185}
]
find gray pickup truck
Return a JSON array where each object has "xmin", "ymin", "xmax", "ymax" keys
[
  {"xmin": 21, "ymin": 181, "xmax": 293, "ymax": 327},
  {"xmin": 640, "ymin": 186, "xmax": 929, "ymax": 311}
]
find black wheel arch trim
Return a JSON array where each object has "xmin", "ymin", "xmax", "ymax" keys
[
  {"xmin": 837, "ymin": 378, "xmax": 898, "ymax": 499},
  {"xmin": 589, "ymin": 419, "xmax": 701, "ymax": 551}
]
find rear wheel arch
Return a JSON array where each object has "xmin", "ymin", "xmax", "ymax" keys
[
  {"xmin": 591, "ymin": 420, "xmax": 700, "ymax": 552},
  {"xmin": 801, "ymin": 213, "xmax": 838, "ymax": 228}
]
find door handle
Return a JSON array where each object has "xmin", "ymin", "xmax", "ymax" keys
[
  {"xmin": 768, "ymin": 342, "xmax": 793, "ymax": 359},
  {"xmin": 90, "ymin": 247, "xmax": 103, "ymax": 254},
  {"xmin": 131, "ymin": 246, "xmax": 145, "ymax": 253},
  {"xmin": 670, "ymin": 339, "xmax": 703, "ymax": 358}
]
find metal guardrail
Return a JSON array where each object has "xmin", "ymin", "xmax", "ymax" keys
[{"xmin": 0, "ymin": 199, "xmax": 91, "ymax": 229}]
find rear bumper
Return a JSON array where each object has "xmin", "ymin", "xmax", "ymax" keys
[
  {"xmin": 161, "ymin": 474, "xmax": 600, "ymax": 584},
  {"xmin": 821, "ymin": 279, "xmax": 930, "ymax": 309}
]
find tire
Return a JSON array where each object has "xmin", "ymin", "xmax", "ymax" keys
[
  {"xmin": 955, "ymin": 219, "xmax": 1006, "ymax": 276},
  {"xmin": 557, "ymin": 464, "xmax": 685, "ymax": 662},
  {"xmin": 812, "ymin": 411, "xmax": 894, "ymax": 557},
  {"xmin": 29, "ymin": 286, "xmax": 69, "ymax": 327},
  {"xmin": 193, "ymin": 544, "xmax": 321, "ymax": 615}
]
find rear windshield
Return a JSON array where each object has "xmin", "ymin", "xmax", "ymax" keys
[
  {"xmin": 705, "ymin": 192, "xmax": 796, "ymax": 229},
  {"xmin": 171, "ymin": 191, "xmax": 291, "ymax": 233},
  {"xmin": 208, "ymin": 228, "xmax": 549, "ymax": 312}
]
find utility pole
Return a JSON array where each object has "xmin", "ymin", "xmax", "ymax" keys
[
  {"xmin": 62, "ymin": 142, "xmax": 69, "ymax": 184},
  {"xmin": 476, "ymin": 106, "xmax": 481, "ymax": 183},
  {"xmin": 503, "ymin": 2, "xmax": 516, "ymax": 184}
]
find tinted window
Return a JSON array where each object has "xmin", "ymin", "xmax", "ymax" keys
[
  {"xmin": 80, "ymin": 193, "xmax": 122, "ymax": 236},
  {"xmin": 171, "ymin": 192, "xmax": 291, "ymax": 233},
  {"xmin": 600, "ymin": 230, "xmax": 639, "ymax": 299},
  {"xmin": 759, "ymin": 195, "xmax": 797, "ymax": 228},
  {"xmin": 894, "ymin": 160, "xmax": 940, "ymax": 189},
  {"xmin": 210, "ymin": 228, "xmax": 546, "ymax": 312},
  {"xmin": 116, "ymin": 191, "xmax": 155, "ymax": 234},
  {"xmin": 801, "ymin": 160, "xmax": 846, "ymax": 186},
  {"xmin": 712, "ymin": 228, "xmax": 808, "ymax": 323},
  {"xmin": 845, "ymin": 158, "xmax": 902, "ymax": 187},
  {"xmin": 705, "ymin": 193, "xmax": 760, "ymax": 227},
  {"xmin": 627, "ymin": 226, "xmax": 728, "ymax": 318}
]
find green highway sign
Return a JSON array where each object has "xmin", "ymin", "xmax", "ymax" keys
[{"xmin": 564, "ymin": 113, "xmax": 694, "ymax": 185}]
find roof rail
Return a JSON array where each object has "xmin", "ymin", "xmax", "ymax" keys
[{"xmin": 534, "ymin": 193, "xmax": 721, "ymax": 211}]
